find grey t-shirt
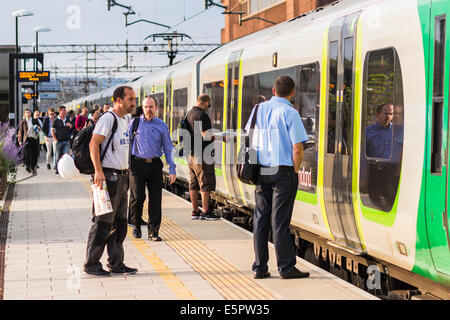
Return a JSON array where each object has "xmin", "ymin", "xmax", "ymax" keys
[{"xmin": 93, "ymin": 111, "xmax": 130, "ymax": 170}]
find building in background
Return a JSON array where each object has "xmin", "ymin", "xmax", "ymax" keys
[{"xmin": 221, "ymin": 0, "xmax": 336, "ymax": 43}]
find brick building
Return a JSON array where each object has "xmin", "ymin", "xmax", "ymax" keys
[{"xmin": 221, "ymin": 0, "xmax": 336, "ymax": 43}]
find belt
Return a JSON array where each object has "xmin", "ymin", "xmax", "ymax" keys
[
  {"xmin": 131, "ymin": 155, "xmax": 159, "ymax": 164},
  {"xmin": 260, "ymin": 165, "xmax": 294, "ymax": 171},
  {"xmin": 103, "ymin": 167, "xmax": 129, "ymax": 175}
]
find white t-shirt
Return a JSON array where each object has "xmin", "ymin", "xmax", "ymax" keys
[{"xmin": 93, "ymin": 111, "xmax": 130, "ymax": 170}]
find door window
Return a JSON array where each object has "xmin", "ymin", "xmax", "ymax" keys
[{"xmin": 360, "ymin": 48, "xmax": 404, "ymax": 212}]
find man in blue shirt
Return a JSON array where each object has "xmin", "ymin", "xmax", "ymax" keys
[
  {"xmin": 245, "ymin": 76, "xmax": 310, "ymax": 280},
  {"xmin": 128, "ymin": 95, "xmax": 176, "ymax": 240},
  {"xmin": 365, "ymin": 103, "xmax": 394, "ymax": 159}
]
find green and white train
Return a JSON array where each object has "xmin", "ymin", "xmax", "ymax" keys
[{"xmin": 65, "ymin": 0, "xmax": 450, "ymax": 299}]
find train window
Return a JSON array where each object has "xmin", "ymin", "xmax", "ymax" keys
[
  {"xmin": 341, "ymin": 37, "xmax": 354, "ymax": 156},
  {"xmin": 242, "ymin": 75, "xmax": 257, "ymax": 128},
  {"xmin": 298, "ymin": 62, "xmax": 320, "ymax": 194},
  {"xmin": 431, "ymin": 16, "xmax": 446, "ymax": 174},
  {"xmin": 360, "ymin": 47, "xmax": 404, "ymax": 212},
  {"xmin": 327, "ymin": 41, "xmax": 338, "ymax": 154},
  {"xmin": 203, "ymin": 81, "xmax": 224, "ymax": 131},
  {"xmin": 152, "ymin": 92, "xmax": 164, "ymax": 120},
  {"xmin": 172, "ymin": 88, "xmax": 188, "ymax": 138}
]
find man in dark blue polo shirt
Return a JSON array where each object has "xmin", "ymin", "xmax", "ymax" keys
[
  {"xmin": 366, "ymin": 103, "xmax": 394, "ymax": 159},
  {"xmin": 245, "ymin": 75, "xmax": 310, "ymax": 280},
  {"xmin": 128, "ymin": 95, "xmax": 176, "ymax": 240}
]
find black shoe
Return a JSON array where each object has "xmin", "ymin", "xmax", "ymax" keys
[
  {"xmin": 191, "ymin": 209, "xmax": 202, "ymax": 220},
  {"xmin": 149, "ymin": 234, "xmax": 162, "ymax": 241},
  {"xmin": 254, "ymin": 271, "xmax": 271, "ymax": 279},
  {"xmin": 109, "ymin": 265, "xmax": 138, "ymax": 275},
  {"xmin": 26, "ymin": 167, "xmax": 31, "ymax": 173},
  {"xmin": 132, "ymin": 225, "xmax": 142, "ymax": 238},
  {"xmin": 47, "ymin": 164, "xmax": 51, "ymax": 170},
  {"xmin": 36, "ymin": 165, "xmax": 39, "ymax": 169},
  {"xmin": 280, "ymin": 268, "xmax": 310, "ymax": 279},
  {"xmin": 55, "ymin": 170, "xmax": 59, "ymax": 174},
  {"xmin": 201, "ymin": 210, "xmax": 220, "ymax": 221},
  {"xmin": 84, "ymin": 268, "xmax": 111, "ymax": 277}
]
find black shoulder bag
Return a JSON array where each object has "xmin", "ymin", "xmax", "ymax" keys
[{"xmin": 236, "ymin": 104, "xmax": 260, "ymax": 185}]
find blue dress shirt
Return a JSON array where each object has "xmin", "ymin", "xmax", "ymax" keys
[
  {"xmin": 366, "ymin": 122, "xmax": 393, "ymax": 159},
  {"xmin": 245, "ymin": 96, "xmax": 308, "ymax": 167},
  {"xmin": 128, "ymin": 115, "xmax": 176, "ymax": 175}
]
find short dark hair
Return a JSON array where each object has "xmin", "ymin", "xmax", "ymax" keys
[
  {"xmin": 58, "ymin": 106, "xmax": 66, "ymax": 112},
  {"xmin": 197, "ymin": 94, "xmax": 211, "ymax": 104},
  {"xmin": 274, "ymin": 76, "xmax": 295, "ymax": 97},
  {"xmin": 113, "ymin": 86, "xmax": 133, "ymax": 102},
  {"xmin": 376, "ymin": 103, "xmax": 393, "ymax": 113}
]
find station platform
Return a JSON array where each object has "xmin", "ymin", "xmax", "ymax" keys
[{"xmin": 0, "ymin": 155, "xmax": 378, "ymax": 300}]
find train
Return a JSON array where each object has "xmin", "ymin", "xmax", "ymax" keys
[{"xmin": 64, "ymin": 0, "xmax": 450, "ymax": 299}]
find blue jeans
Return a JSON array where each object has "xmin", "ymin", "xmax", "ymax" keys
[{"xmin": 54, "ymin": 140, "xmax": 71, "ymax": 172}]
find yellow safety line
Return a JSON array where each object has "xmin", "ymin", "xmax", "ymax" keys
[
  {"xmin": 127, "ymin": 227, "xmax": 197, "ymax": 300},
  {"xmin": 143, "ymin": 202, "xmax": 277, "ymax": 300},
  {"xmin": 79, "ymin": 177, "xmax": 196, "ymax": 300}
]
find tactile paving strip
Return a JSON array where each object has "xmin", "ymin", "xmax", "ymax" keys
[{"xmin": 143, "ymin": 203, "xmax": 277, "ymax": 300}]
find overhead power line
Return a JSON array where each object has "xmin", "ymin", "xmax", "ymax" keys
[{"xmin": 19, "ymin": 43, "xmax": 220, "ymax": 54}]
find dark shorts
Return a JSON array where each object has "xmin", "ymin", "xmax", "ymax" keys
[{"xmin": 187, "ymin": 156, "xmax": 216, "ymax": 192}]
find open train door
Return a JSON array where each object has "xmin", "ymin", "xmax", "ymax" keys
[{"xmin": 425, "ymin": 1, "xmax": 450, "ymax": 276}]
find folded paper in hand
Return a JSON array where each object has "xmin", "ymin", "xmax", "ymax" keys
[{"xmin": 91, "ymin": 182, "xmax": 113, "ymax": 216}]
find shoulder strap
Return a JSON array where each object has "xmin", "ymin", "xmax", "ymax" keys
[
  {"xmin": 100, "ymin": 111, "xmax": 118, "ymax": 161},
  {"xmin": 128, "ymin": 117, "xmax": 140, "ymax": 164},
  {"xmin": 246, "ymin": 104, "xmax": 260, "ymax": 148}
]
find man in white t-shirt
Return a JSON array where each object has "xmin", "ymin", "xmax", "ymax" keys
[{"xmin": 84, "ymin": 85, "xmax": 137, "ymax": 277}]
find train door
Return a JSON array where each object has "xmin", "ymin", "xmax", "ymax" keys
[
  {"xmin": 323, "ymin": 13, "xmax": 364, "ymax": 251},
  {"xmin": 222, "ymin": 50, "xmax": 243, "ymax": 202},
  {"xmin": 165, "ymin": 72, "xmax": 174, "ymax": 129},
  {"xmin": 425, "ymin": 3, "xmax": 450, "ymax": 276}
]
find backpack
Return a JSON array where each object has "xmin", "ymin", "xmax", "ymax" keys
[
  {"xmin": 72, "ymin": 111, "xmax": 118, "ymax": 175},
  {"xmin": 177, "ymin": 115, "xmax": 189, "ymax": 157}
]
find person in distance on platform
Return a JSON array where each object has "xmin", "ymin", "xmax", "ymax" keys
[
  {"xmin": 85, "ymin": 106, "xmax": 101, "ymax": 128},
  {"xmin": 33, "ymin": 110, "xmax": 44, "ymax": 157},
  {"xmin": 128, "ymin": 96, "xmax": 176, "ymax": 240},
  {"xmin": 51, "ymin": 106, "xmax": 72, "ymax": 174},
  {"xmin": 43, "ymin": 108, "xmax": 56, "ymax": 170},
  {"xmin": 185, "ymin": 94, "xmax": 220, "ymax": 221},
  {"xmin": 365, "ymin": 103, "xmax": 394, "ymax": 159},
  {"xmin": 18, "ymin": 109, "xmax": 41, "ymax": 174},
  {"xmin": 75, "ymin": 107, "xmax": 89, "ymax": 131},
  {"xmin": 102, "ymin": 103, "xmax": 111, "ymax": 114},
  {"xmin": 84, "ymin": 85, "xmax": 138, "ymax": 277},
  {"xmin": 245, "ymin": 75, "xmax": 311, "ymax": 280}
]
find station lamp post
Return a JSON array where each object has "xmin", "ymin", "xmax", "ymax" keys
[
  {"xmin": 33, "ymin": 26, "xmax": 52, "ymax": 112},
  {"xmin": 12, "ymin": 9, "xmax": 34, "ymax": 125}
]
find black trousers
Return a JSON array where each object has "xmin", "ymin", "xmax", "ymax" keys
[
  {"xmin": 24, "ymin": 137, "xmax": 39, "ymax": 170},
  {"xmin": 253, "ymin": 167, "xmax": 298, "ymax": 276},
  {"xmin": 84, "ymin": 170, "xmax": 129, "ymax": 272},
  {"xmin": 128, "ymin": 157, "xmax": 163, "ymax": 236}
]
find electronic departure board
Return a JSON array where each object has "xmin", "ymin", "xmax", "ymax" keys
[{"xmin": 17, "ymin": 71, "xmax": 50, "ymax": 82}]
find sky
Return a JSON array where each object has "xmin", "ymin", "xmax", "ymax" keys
[{"xmin": 1, "ymin": 0, "xmax": 225, "ymax": 80}]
